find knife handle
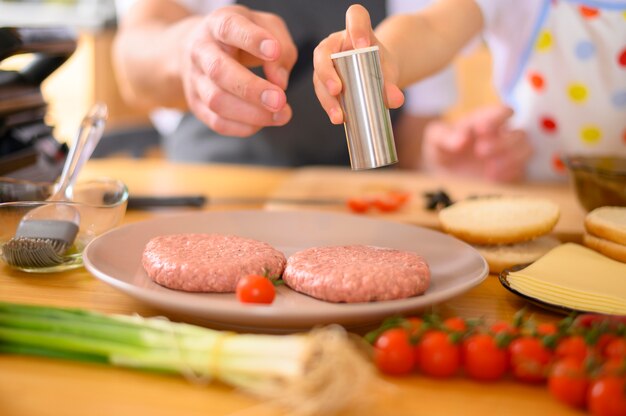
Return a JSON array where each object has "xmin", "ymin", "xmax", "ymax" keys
[{"xmin": 127, "ymin": 195, "xmax": 207, "ymax": 209}]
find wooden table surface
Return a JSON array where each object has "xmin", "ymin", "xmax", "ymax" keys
[{"xmin": 0, "ymin": 159, "xmax": 587, "ymax": 416}]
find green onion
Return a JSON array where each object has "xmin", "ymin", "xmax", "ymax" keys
[{"xmin": 0, "ymin": 301, "xmax": 377, "ymax": 415}]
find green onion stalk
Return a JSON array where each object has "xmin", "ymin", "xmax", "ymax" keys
[{"xmin": 0, "ymin": 301, "xmax": 378, "ymax": 415}]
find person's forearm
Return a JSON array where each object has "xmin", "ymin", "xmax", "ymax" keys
[
  {"xmin": 113, "ymin": 6, "xmax": 200, "ymax": 110},
  {"xmin": 375, "ymin": 0, "xmax": 483, "ymax": 88}
]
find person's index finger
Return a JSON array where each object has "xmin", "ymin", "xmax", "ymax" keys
[
  {"xmin": 314, "ymin": 33, "xmax": 345, "ymax": 96},
  {"xmin": 346, "ymin": 4, "xmax": 374, "ymax": 49},
  {"xmin": 209, "ymin": 11, "xmax": 279, "ymax": 60}
]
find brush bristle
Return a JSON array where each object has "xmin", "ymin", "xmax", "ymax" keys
[{"xmin": 1, "ymin": 237, "xmax": 70, "ymax": 268}]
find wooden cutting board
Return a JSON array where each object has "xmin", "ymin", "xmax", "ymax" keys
[{"xmin": 265, "ymin": 167, "xmax": 587, "ymax": 241}]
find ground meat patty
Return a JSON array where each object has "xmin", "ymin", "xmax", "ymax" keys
[
  {"xmin": 283, "ymin": 245, "xmax": 430, "ymax": 303},
  {"xmin": 142, "ymin": 233, "xmax": 286, "ymax": 292}
]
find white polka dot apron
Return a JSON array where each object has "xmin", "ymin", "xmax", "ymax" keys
[{"xmin": 506, "ymin": 0, "xmax": 626, "ymax": 181}]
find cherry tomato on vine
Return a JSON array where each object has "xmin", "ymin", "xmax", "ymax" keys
[
  {"xmin": 462, "ymin": 333, "xmax": 509, "ymax": 381},
  {"xmin": 374, "ymin": 328, "xmax": 415, "ymax": 376},
  {"xmin": 547, "ymin": 357, "xmax": 589, "ymax": 409},
  {"xmin": 509, "ymin": 336, "xmax": 553, "ymax": 383},
  {"xmin": 236, "ymin": 274, "xmax": 276, "ymax": 304},
  {"xmin": 443, "ymin": 317, "xmax": 468, "ymax": 333},
  {"xmin": 605, "ymin": 338, "xmax": 626, "ymax": 360},
  {"xmin": 598, "ymin": 334, "xmax": 619, "ymax": 358},
  {"xmin": 415, "ymin": 330, "xmax": 461, "ymax": 378},
  {"xmin": 588, "ymin": 376, "xmax": 626, "ymax": 416},
  {"xmin": 599, "ymin": 358, "xmax": 626, "ymax": 378},
  {"xmin": 536, "ymin": 322, "xmax": 558, "ymax": 336},
  {"xmin": 555, "ymin": 335, "xmax": 589, "ymax": 363},
  {"xmin": 490, "ymin": 321, "xmax": 519, "ymax": 335},
  {"xmin": 406, "ymin": 317, "xmax": 424, "ymax": 337}
]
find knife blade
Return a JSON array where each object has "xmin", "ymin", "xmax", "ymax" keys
[{"xmin": 126, "ymin": 195, "xmax": 345, "ymax": 210}]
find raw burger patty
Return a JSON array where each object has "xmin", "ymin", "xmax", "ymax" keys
[
  {"xmin": 142, "ymin": 233, "xmax": 286, "ymax": 292},
  {"xmin": 283, "ymin": 245, "xmax": 430, "ymax": 303}
]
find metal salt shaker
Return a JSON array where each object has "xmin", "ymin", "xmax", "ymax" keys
[{"xmin": 331, "ymin": 45, "xmax": 398, "ymax": 170}]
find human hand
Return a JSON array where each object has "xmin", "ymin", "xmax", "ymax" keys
[
  {"xmin": 422, "ymin": 106, "xmax": 533, "ymax": 182},
  {"xmin": 313, "ymin": 4, "xmax": 404, "ymax": 124},
  {"xmin": 180, "ymin": 5, "xmax": 298, "ymax": 137}
]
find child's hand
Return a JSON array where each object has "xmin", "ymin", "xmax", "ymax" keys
[
  {"xmin": 313, "ymin": 4, "xmax": 404, "ymax": 124},
  {"xmin": 422, "ymin": 106, "xmax": 533, "ymax": 182}
]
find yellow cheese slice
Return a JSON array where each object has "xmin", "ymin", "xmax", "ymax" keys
[{"xmin": 506, "ymin": 243, "xmax": 626, "ymax": 314}]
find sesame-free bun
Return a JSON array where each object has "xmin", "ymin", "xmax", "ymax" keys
[
  {"xmin": 583, "ymin": 233, "xmax": 626, "ymax": 263},
  {"xmin": 473, "ymin": 236, "xmax": 561, "ymax": 274},
  {"xmin": 585, "ymin": 206, "xmax": 626, "ymax": 246},
  {"xmin": 438, "ymin": 197, "xmax": 560, "ymax": 245}
]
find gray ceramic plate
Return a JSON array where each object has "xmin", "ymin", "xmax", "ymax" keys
[{"xmin": 83, "ymin": 210, "xmax": 488, "ymax": 331}]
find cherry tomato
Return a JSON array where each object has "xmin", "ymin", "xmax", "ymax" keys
[
  {"xmin": 588, "ymin": 376, "xmax": 626, "ymax": 416},
  {"xmin": 509, "ymin": 336, "xmax": 553, "ymax": 383},
  {"xmin": 346, "ymin": 197, "xmax": 372, "ymax": 214},
  {"xmin": 575, "ymin": 314, "xmax": 626, "ymax": 330},
  {"xmin": 536, "ymin": 322, "xmax": 558, "ymax": 336},
  {"xmin": 406, "ymin": 317, "xmax": 424, "ymax": 337},
  {"xmin": 598, "ymin": 334, "xmax": 619, "ymax": 358},
  {"xmin": 599, "ymin": 358, "xmax": 626, "ymax": 378},
  {"xmin": 415, "ymin": 330, "xmax": 461, "ymax": 378},
  {"xmin": 490, "ymin": 321, "xmax": 519, "ymax": 335},
  {"xmin": 374, "ymin": 328, "xmax": 415, "ymax": 376},
  {"xmin": 443, "ymin": 317, "xmax": 468, "ymax": 333},
  {"xmin": 236, "ymin": 274, "xmax": 276, "ymax": 304},
  {"xmin": 547, "ymin": 357, "xmax": 589, "ymax": 409},
  {"xmin": 462, "ymin": 333, "xmax": 509, "ymax": 381},
  {"xmin": 555, "ymin": 335, "xmax": 589, "ymax": 363},
  {"xmin": 605, "ymin": 338, "xmax": 626, "ymax": 360}
]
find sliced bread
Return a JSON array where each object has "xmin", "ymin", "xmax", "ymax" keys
[
  {"xmin": 438, "ymin": 196, "xmax": 560, "ymax": 245},
  {"xmin": 585, "ymin": 206, "xmax": 626, "ymax": 246},
  {"xmin": 473, "ymin": 236, "xmax": 561, "ymax": 274},
  {"xmin": 583, "ymin": 233, "xmax": 626, "ymax": 263}
]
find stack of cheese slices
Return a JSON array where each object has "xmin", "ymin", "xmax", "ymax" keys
[
  {"xmin": 583, "ymin": 206, "xmax": 626, "ymax": 263},
  {"xmin": 438, "ymin": 196, "xmax": 561, "ymax": 274}
]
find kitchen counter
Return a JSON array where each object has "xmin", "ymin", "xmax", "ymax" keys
[{"xmin": 0, "ymin": 158, "xmax": 587, "ymax": 416}]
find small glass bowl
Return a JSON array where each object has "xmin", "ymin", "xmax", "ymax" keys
[
  {"xmin": 0, "ymin": 177, "xmax": 128, "ymax": 273},
  {"xmin": 563, "ymin": 155, "xmax": 626, "ymax": 212}
]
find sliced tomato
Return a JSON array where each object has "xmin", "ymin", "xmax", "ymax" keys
[
  {"xmin": 372, "ymin": 195, "xmax": 403, "ymax": 212},
  {"xmin": 346, "ymin": 197, "xmax": 372, "ymax": 213}
]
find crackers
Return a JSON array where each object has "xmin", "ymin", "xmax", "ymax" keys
[
  {"xmin": 583, "ymin": 206, "xmax": 626, "ymax": 263},
  {"xmin": 438, "ymin": 196, "xmax": 560, "ymax": 245}
]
